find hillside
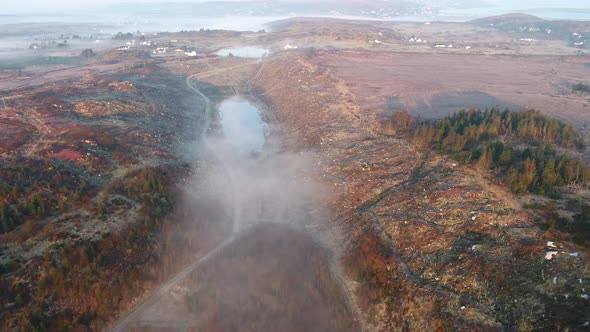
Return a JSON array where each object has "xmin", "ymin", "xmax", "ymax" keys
[
  {"xmin": 469, "ymin": 13, "xmax": 545, "ymax": 25},
  {"xmin": 252, "ymin": 50, "xmax": 590, "ymax": 330}
]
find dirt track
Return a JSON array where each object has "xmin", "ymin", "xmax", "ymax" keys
[
  {"xmin": 108, "ymin": 236, "xmax": 236, "ymax": 332},
  {"xmin": 109, "ymin": 64, "xmax": 362, "ymax": 331},
  {"xmin": 109, "ymin": 73, "xmax": 242, "ymax": 331}
]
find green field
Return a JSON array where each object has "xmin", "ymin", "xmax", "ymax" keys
[{"xmin": 0, "ymin": 55, "xmax": 81, "ymax": 71}]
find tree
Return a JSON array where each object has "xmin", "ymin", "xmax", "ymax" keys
[
  {"xmin": 79, "ymin": 49, "xmax": 96, "ymax": 59},
  {"xmin": 1, "ymin": 182, "xmax": 9, "ymax": 195},
  {"xmin": 541, "ymin": 159, "xmax": 558, "ymax": 188},
  {"xmin": 26, "ymin": 195, "xmax": 45, "ymax": 217},
  {"xmin": 499, "ymin": 146, "xmax": 513, "ymax": 166},
  {"xmin": 510, "ymin": 158, "xmax": 536, "ymax": 193},
  {"xmin": 11, "ymin": 184, "xmax": 19, "ymax": 197},
  {"xmin": 0, "ymin": 203, "xmax": 8, "ymax": 233},
  {"xmin": 476, "ymin": 148, "xmax": 492, "ymax": 169},
  {"xmin": 390, "ymin": 111, "xmax": 414, "ymax": 133}
]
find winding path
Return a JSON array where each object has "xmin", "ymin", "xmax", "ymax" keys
[
  {"xmin": 109, "ymin": 63, "xmax": 365, "ymax": 331},
  {"xmin": 109, "ymin": 74, "xmax": 241, "ymax": 332}
]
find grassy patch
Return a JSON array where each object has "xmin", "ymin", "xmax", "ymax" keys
[
  {"xmin": 0, "ymin": 56, "xmax": 81, "ymax": 71},
  {"xmin": 572, "ymin": 82, "xmax": 590, "ymax": 93}
]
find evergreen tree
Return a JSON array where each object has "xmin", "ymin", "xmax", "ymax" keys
[
  {"xmin": 541, "ymin": 159, "xmax": 558, "ymax": 188},
  {"xmin": 0, "ymin": 203, "xmax": 7, "ymax": 233},
  {"xmin": 499, "ymin": 146, "xmax": 513, "ymax": 166},
  {"xmin": 11, "ymin": 184, "xmax": 19, "ymax": 197},
  {"xmin": 1, "ymin": 182, "xmax": 9, "ymax": 195}
]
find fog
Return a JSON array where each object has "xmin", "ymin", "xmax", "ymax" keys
[
  {"xmin": 1, "ymin": 0, "xmax": 588, "ymax": 53},
  {"xmin": 191, "ymin": 137, "xmax": 322, "ymax": 234},
  {"xmin": 107, "ymin": 89, "xmax": 345, "ymax": 329},
  {"xmin": 188, "ymin": 93, "xmax": 324, "ymax": 235},
  {"xmin": 6, "ymin": 0, "xmax": 590, "ymax": 20}
]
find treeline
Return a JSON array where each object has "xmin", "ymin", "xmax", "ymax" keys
[
  {"xmin": 405, "ymin": 108, "xmax": 583, "ymax": 150},
  {"xmin": 383, "ymin": 108, "xmax": 588, "ymax": 195},
  {"xmin": 472, "ymin": 142, "xmax": 589, "ymax": 194},
  {"xmin": 384, "ymin": 108, "xmax": 590, "ymax": 244},
  {"xmin": 112, "ymin": 32, "xmax": 134, "ymax": 40}
]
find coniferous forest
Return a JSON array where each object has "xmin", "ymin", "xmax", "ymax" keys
[
  {"xmin": 384, "ymin": 108, "xmax": 588, "ymax": 194},
  {"xmin": 383, "ymin": 108, "xmax": 590, "ymax": 243}
]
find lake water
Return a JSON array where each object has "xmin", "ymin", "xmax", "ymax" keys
[
  {"xmin": 219, "ymin": 97, "xmax": 267, "ymax": 155},
  {"xmin": 215, "ymin": 47, "xmax": 270, "ymax": 58}
]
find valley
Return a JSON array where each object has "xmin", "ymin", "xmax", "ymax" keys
[{"xmin": 0, "ymin": 11, "xmax": 590, "ymax": 331}]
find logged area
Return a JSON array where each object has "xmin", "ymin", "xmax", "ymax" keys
[{"xmin": 1, "ymin": 8, "xmax": 590, "ymax": 332}]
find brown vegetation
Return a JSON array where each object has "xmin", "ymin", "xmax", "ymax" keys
[
  {"xmin": 0, "ymin": 64, "xmax": 219, "ymax": 330},
  {"xmin": 254, "ymin": 50, "xmax": 590, "ymax": 330}
]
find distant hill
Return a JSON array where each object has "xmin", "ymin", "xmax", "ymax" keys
[
  {"xmin": 469, "ymin": 12, "xmax": 590, "ymax": 45},
  {"xmin": 469, "ymin": 13, "xmax": 545, "ymax": 25}
]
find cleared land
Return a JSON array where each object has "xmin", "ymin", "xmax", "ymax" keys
[
  {"xmin": 253, "ymin": 49, "xmax": 590, "ymax": 330},
  {"xmin": 1, "ymin": 14, "xmax": 590, "ymax": 331},
  {"xmin": 313, "ymin": 51, "xmax": 590, "ymax": 122}
]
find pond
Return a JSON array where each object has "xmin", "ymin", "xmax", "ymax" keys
[
  {"xmin": 218, "ymin": 97, "xmax": 267, "ymax": 155},
  {"xmin": 215, "ymin": 47, "xmax": 270, "ymax": 58}
]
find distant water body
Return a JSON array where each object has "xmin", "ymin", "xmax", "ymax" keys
[
  {"xmin": 1, "ymin": 7, "xmax": 587, "ymax": 35},
  {"xmin": 219, "ymin": 97, "xmax": 267, "ymax": 155},
  {"xmin": 0, "ymin": 6, "xmax": 587, "ymax": 51}
]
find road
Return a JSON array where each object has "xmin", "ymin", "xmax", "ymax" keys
[
  {"xmin": 108, "ymin": 236, "xmax": 235, "ymax": 332},
  {"xmin": 108, "ymin": 62, "xmax": 365, "ymax": 331},
  {"xmin": 108, "ymin": 73, "xmax": 242, "ymax": 331}
]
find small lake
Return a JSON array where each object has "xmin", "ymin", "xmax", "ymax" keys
[
  {"xmin": 215, "ymin": 47, "xmax": 269, "ymax": 58},
  {"xmin": 219, "ymin": 97, "xmax": 267, "ymax": 155}
]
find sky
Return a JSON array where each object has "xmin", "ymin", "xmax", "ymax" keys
[
  {"xmin": 3, "ymin": 0, "xmax": 590, "ymax": 15},
  {"xmin": 4, "ymin": 0, "xmax": 220, "ymax": 13},
  {"xmin": 2, "ymin": 0, "xmax": 212, "ymax": 13}
]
